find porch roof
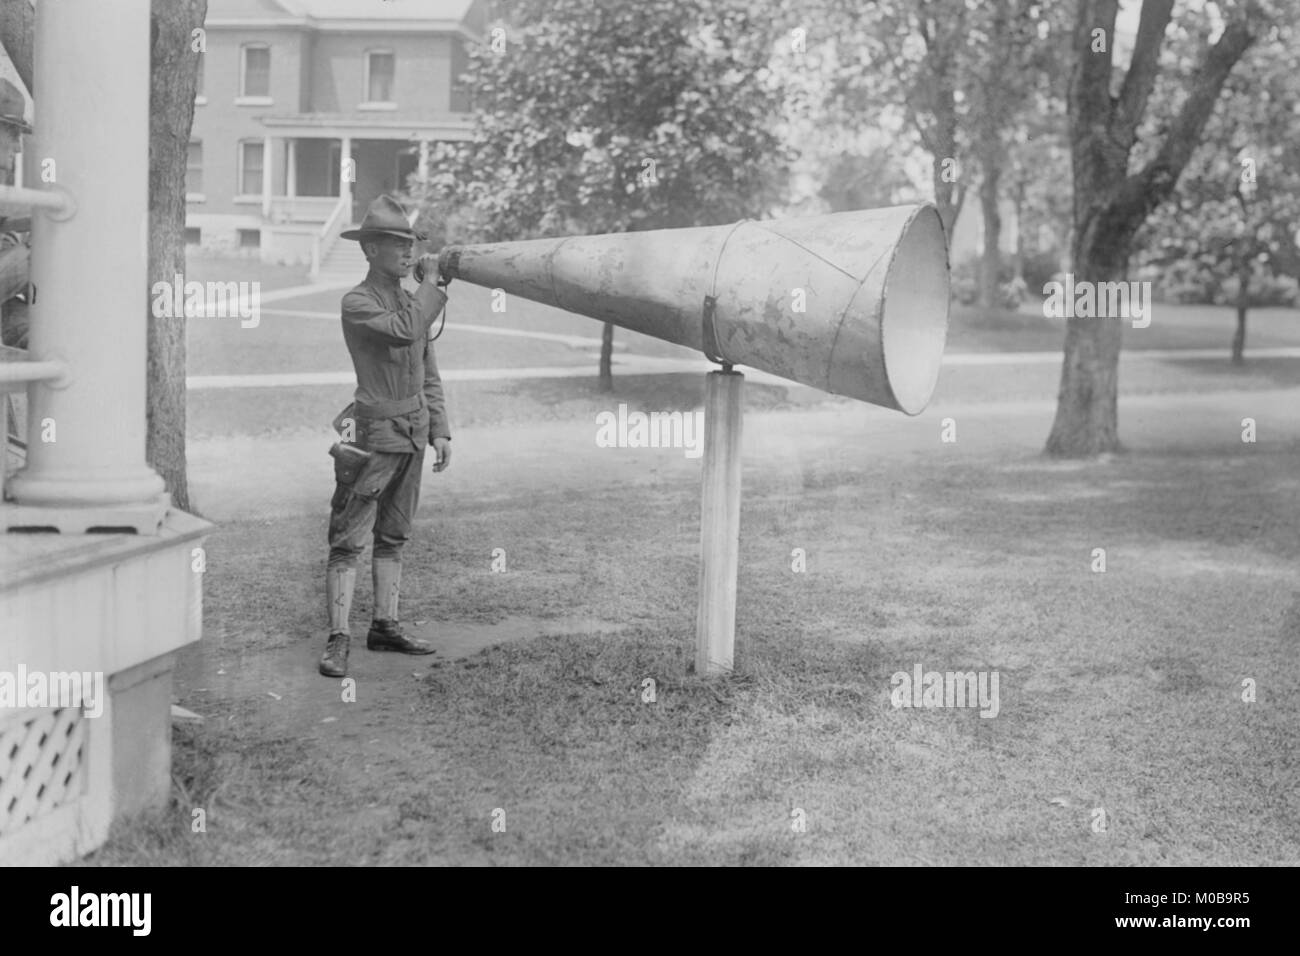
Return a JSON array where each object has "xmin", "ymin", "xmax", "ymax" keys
[
  {"xmin": 259, "ymin": 112, "xmax": 474, "ymax": 141},
  {"xmin": 206, "ymin": 0, "xmax": 482, "ymax": 37}
]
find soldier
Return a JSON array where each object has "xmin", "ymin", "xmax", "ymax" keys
[{"xmin": 320, "ymin": 194, "xmax": 452, "ymax": 678}]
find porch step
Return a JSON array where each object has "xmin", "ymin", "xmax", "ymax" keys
[{"xmin": 313, "ymin": 227, "xmax": 368, "ymax": 284}]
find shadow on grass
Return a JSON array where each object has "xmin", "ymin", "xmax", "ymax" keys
[{"xmin": 1157, "ymin": 356, "xmax": 1300, "ymax": 389}]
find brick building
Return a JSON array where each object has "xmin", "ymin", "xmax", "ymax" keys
[{"xmin": 188, "ymin": 0, "xmax": 485, "ymax": 270}]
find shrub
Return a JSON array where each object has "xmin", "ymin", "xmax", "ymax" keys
[
  {"xmin": 1020, "ymin": 249, "xmax": 1062, "ymax": 292},
  {"xmin": 951, "ymin": 258, "xmax": 1025, "ymax": 308}
]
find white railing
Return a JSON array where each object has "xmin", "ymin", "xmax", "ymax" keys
[
  {"xmin": 311, "ymin": 195, "xmax": 350, "ymax": 277},
  {"xmin": 0, "ymin": 184, "xmax": 76, "ymax": 220},
  {"xmin": 0, "ymin": 185, "xmax": 72, "ymax": 476},
  {"xmin": 0, "ymin": 183, "xmax": 73, "ymax": 502},
  {"xmin": 0, "ymin": 186, "xmax": 72, "ymax": 393},
  {"xmin": 0, "ymin": 354, "xmax": 67, "ymax": 387}
]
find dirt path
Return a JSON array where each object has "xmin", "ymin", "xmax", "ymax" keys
[{"xmin": 174, "ymin": 615, "xmax": 625, "ymax": 778}]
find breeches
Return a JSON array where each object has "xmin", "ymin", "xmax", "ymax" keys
[{"xmin": 327, "ymin": 446, "xmax": 425, "ymax": 568}]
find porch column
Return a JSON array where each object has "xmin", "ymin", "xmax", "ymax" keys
[
  {"xmin": 340, "ymin": 136, "xmax": 353, "ymax": 212},
  {"xmin": 417, "ymin": 138, "xmax": 430, "ymax": 181},
  {"xmin": 8, "ymin": 0, "xmax": 166, "ymax": 514},
  {"xmin": 286, "ymin": 138, "xmax": 297, "ymax": 198},
  {"xmin": 261, "ymin": 135, "xmax": 273, "ymax": 218}
]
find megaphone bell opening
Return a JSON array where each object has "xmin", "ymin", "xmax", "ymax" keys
[{"xmin": 879, "ymin": 206, "xmax": 950, "ymax": 416}]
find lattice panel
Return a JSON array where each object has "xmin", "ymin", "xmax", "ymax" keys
[{"xmin": 0, "ymin": 708, "xmax": 86, "ymax": 837}]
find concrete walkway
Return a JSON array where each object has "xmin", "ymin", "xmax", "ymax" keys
[{"xmin": 187, "ymin": 345, "xmax": 1300, "ymax": 391}]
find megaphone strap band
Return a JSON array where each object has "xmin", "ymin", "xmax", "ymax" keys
[
  {"xmin": 702, "ymin": 294, "xmax": 725, "ymax": 366},
  {"xmin": 702, "ymin": 219, "xmax": 750, "ymax": 366}
]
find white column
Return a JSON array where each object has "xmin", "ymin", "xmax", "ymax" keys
[
  {"xmin": 286, "ymin": 138, "xmax": 297, "ymax": 198},
  {"xmin": 417, "ymin": 138, "xmax": 430, "ymax": 181},
  {"xmin": 261, "ymin": 136, "xmax": 272, "ymax": 218},
  {"xmin": 340, "ymin": 136, "xmax": 353, "ymax": 212},
  {"xmin": 8, "ymin": 0, "xmax": 165, "ymax": 512}
]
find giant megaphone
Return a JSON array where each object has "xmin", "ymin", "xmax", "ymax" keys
[{"xmin": 438, "ymin": 204, "xmax": 950, "ymax": 413}]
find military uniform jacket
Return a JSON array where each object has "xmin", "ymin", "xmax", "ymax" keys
[{"xmin": 340, "ymin": 269, "xmax": 450, "ymax": 454}]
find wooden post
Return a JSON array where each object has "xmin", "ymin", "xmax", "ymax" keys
[{"xmin": 696, "ymin": 368, "xmax": 743, "ymax": 675}]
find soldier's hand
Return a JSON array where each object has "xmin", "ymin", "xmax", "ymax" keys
[
  {"xmin": 431, "ymin": 437, "xmax": 451, "ymax": 473},
  {"xmin": 417, "ymin": 254, "xmax": 441, "ymax": 286}
]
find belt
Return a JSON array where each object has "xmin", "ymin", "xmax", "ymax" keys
[{"xmin": 354, "ymin": 394, "xmax": 424, "ymax": 419}]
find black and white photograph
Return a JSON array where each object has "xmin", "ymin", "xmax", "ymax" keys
[{"xmin": 0, "ymin": 0, "xmax": 1295, "ymax": 899}]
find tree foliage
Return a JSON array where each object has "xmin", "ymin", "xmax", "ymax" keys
[
  {"xmin": 821, "ymin": 0, "xmax": 1068, "ymax": 306},
  {"xmin": 818, "ymin": 145, "xmax": 916, "ymax": 212},
  {"xmin": 1139, "ymin": 26, "xmax": 1300, "ymax": 360},
  {"xmin": 416, "ymin": 0, "xmax": 792, "ymax": 245}
]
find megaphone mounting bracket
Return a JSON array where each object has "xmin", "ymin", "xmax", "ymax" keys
[{"xmin": 701, "ymin": 294, "xmax": 731, "ymax": 370}]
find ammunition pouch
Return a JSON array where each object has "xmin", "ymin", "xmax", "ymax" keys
[{"xmin": 329, "ymin": 441, "xmax": 372, "ymax": 487}]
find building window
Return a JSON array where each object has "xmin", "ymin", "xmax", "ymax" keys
[
  {"xmin": 184, "ymin": 228, "xmax": 201, "ymax": 245},
  {"xmin": 366, "ymin": 51, "xmax": 394, "ymax": 103},
  {"xmin": 241, "ymin": 44, "xmax": 270, "ymax": 98},
  {"xmin": 238, "ymin": 229, "xmax": 261, "ymax": 249},
  {"xmin": 238, "ymin": 141, "xmax": 264, "ymax": 195},
  {"xmin": 187, "ymin": 141, "xmax": 203, "ymax": 195}
]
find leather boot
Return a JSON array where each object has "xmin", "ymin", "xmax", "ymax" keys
[
  {"xmin": 366, "ymin": 618, "xmax": 435, "ymax": 655},
  {"xmin": 319, "ymin": 632, "xmax": 350, "ymax": 678},
  {"xmin": 368, "ymin": 559, "xmax": 434, "ymax": 654},
  {"xmin": 321, "ymin": 566, "xmax": 356, "ymax": 677}
]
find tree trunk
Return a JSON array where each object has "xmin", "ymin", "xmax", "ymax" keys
[
  {"xmin": 1231, "ymin": 305, "xmax": 1246, "ymax": 365},
  {"xmin": 0, "ymin": 0, "xmax": 35, "ymax": 91},
  {"xmin": 1045, "ymin": 276, "xmax": 1125, "ymax": 456},
  {"xmin": 1012, "ymin": 176, "xmax": 1027, "ymax": 282},
  {"xmin": 927, "ymin": 119, "xmax": 963, "ymax": 236},
  {"xmin": 978, "ymin": 164, "xmax": 1002, "ymax": 308},
  {"xmin": 1232, "ymin": 262, "xmax": 1249, "ymax": 364},
  {"xmin": 598, "ymin": 321, "xmax": 614, "ymax": 392},
  {"xmin": 147, "ymin": 0, "xmax": 207, "ymax": 512}
]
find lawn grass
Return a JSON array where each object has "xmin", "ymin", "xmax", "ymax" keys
[
  {"xmin": 945, "ymin": 302, "xmax": 1300, "ymax": 354},
  {"xmin": 76, "ymin": 283, "xmax": 1300, "ymax": 866},
  {"xmin": 85, "ymin": 440, "xmax": 1300, "ymax": 865},
  {"xmin": 182, "ymin": 253, "xmax": 310, "ymax": 293}
]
